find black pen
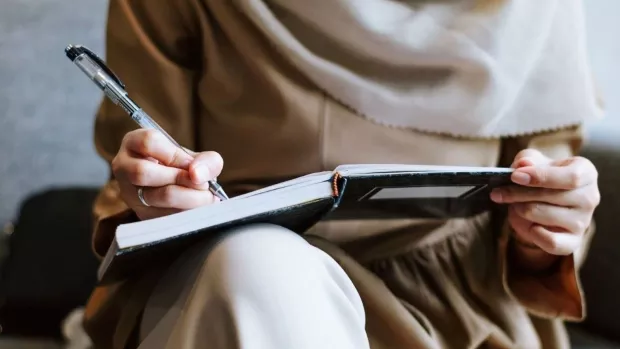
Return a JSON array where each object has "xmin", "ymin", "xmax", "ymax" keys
[{"xmin": 64, "ymin": 44, "xmax": 229, "ymax": 201}]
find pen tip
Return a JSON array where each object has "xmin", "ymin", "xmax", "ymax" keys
[
  {"xmin": 217, "ymin": 189, "xmax": 230, "ymax": 201},
  {"xmin": 212, "ymin": 185, "xmax": 229, "ymax": 201}
]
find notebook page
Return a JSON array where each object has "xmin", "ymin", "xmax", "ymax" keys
[
  {"xmin": 115, "ymin": 180, "xmax": 333, "ymax": 248},
  {"xmin": 232, "ymin": 171, "xmax": 332, "ymax": 200},
  {"xmin": 335, "ymin": 164, "xmax": 513, "ymax": 176}
]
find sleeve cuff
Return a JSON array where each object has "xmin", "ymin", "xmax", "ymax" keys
[
  {"xmin": 93, "ymin": 209, "xmax": 139, "ymax": 259},
  {"xmin": 498, "ymin": 221, "xmax": 594, "ymax": 322},
  {"xmin": 92, "ymin": 179, "xmax": 140, "ymax": 259}
]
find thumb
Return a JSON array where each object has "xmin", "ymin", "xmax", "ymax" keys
[
  {"xmin": 511, "ymin": 149, "xmax": 551, "ymax": 169},
  {"xmin": 189, "ymin": 151, "xmax": 224, "ymax": 185}
]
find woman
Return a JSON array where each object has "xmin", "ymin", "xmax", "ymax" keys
[{"xmin": 82, "ymin": 0, "xmax": 603, "ymax": 348}]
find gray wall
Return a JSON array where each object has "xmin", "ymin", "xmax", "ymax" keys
[
  {"xmin": 0, "ymin": 0, "xmax": 109, "ymax": 228},
  {"xmin": 583, "ymin": 0, "xmax": 620, "ymax": 144}
]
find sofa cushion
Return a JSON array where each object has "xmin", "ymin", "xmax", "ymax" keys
[{"xmin": 0, "ymin": 188, "xmax": 100, "ymax": 339}]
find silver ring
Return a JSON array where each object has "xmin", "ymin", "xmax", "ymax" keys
[{"xmin": 137, "ymin": 187, "xmax": 150, "ymax": 207}]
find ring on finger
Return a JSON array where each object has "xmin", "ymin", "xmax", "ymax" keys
[{"xmin": 137, "ymin": 187, "xmax": 150, "ymax": 207}]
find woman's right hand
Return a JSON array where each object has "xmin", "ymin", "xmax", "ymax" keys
[{"xmin": 112, "ymin": 129, "xmax": 224, "ymax": 221}]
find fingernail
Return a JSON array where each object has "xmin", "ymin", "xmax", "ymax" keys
[
  {"xmin": 490, "ymin": 189, "xmax": 503, "ymax": 203},
  {"xmin": 512, "ymin": 172, "xmax": 531, "ymax": 185},
  {"xmin": 193, "ymin": 163, "xmax": 210, "ymax": 184}
]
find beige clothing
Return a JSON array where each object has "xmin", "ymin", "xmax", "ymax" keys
[
  {"xmin": 137, "ymin": 223, "xmax": 370, "ymax": 349},
  {"xmin": 83, "ymin": 0, "xmax": 601, "ymax": 348},
  {"xmin": 236, "ymin": 0, "xmax": 603, "ymax": 137}
]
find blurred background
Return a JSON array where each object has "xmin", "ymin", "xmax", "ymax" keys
[{"xmin": 0, "ymin": 0, "xmax": 619, "ymax": 348}]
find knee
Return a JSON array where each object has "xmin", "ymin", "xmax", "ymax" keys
[
  {"xmin": 203, "ymin": 223, "xmax": 354, "ymax": 303},
  {"xmin": 206, "ymin": 223, "xmax": 317, "ymax": 280}
]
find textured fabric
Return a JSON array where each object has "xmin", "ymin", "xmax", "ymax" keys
[
  {"xmin": 138, "ymin": 223, "xmax": 369, "ymax": 349},
  {"xmin": 82, "ymin": 0, "xmax": 599, "ymax": 348},
  {"xmin": 232, "ymin": 0, "xmax": 603, "ymax": 138},
  {"xmin": 307, "ymin": 216, "xmax": 569, "ymax": 349}
]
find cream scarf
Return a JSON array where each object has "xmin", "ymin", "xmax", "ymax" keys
[{"xmin": 233, "ymin": 0, "xmax": 603, "ymax": 138}]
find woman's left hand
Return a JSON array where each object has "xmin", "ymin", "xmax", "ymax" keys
[{"xmin": 490, "ymin": 149, "xmax": 600, "ymax": 257}]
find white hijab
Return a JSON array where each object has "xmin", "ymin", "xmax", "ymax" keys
[{"xmin": 233, "ymin": 0, "xmax": 603, "ymax": 138}]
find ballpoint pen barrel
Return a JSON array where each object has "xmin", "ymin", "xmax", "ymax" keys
[
  {"xmin": 73, "ymin": 54, "xmax": 103, "ymax": 84},
  {"xmin": 130, "ymin": 109, "xmax": 193, "ymax": 157},
  {"xmin": 73, "ymin": 53, "xmax": 126, "ymax": 106}
]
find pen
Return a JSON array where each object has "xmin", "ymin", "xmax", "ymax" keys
[{"xmin": 64, "ymin": 44, "xmax": 229, "ymax": 201}]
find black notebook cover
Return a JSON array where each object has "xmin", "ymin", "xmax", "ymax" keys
[
  {"xmin": 98, "ymin": 166, "xmax": 513, "ymax": 284},
  {"xmin": 99, "ymin": 197, "xmax": 335, "ymax": 284},
  {"xmin": 328, "ymin": 169, "xmax": 512, "ymax": 220}
]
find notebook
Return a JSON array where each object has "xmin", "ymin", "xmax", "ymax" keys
[{"xmin": 98, "ymin": 164, "xmax": 514, "ymax": 283}]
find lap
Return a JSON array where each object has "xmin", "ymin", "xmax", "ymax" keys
[
  {"xmin": 145, "ymin": 222, "xmax": 343, "ymax": 290},
  {"xmin": 139, "ymin": 223, "xmax": 367, "ymax": 348},
  {"xmin": 89, "ymin": 220, "xmax": 570, "ymax": 349}
]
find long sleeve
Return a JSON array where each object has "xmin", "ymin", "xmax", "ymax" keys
[
  {"xmin": 91, "ymin": 0, "xmax": 205, "ymax": 259},
  {"xmin": 497, "ymin": 125, "xmax": 596, "ymax": 321}
]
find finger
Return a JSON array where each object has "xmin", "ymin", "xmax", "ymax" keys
[
  {"xmin": 140, "ymin": 184, "xmax": 218, "ymax": 210},
  {"xmin": 123, "ymin": 129, "xmax": 194, "ymax": 169},
  {"xmin": 182, "ymin": 147, "xmax": 197, "ymax": 156},
  {"xmin": 117, "ymin": 180, "xmax": 185, "ymax": 217},
  {"xmin": 511, "ymin": 157, "xmax": 598, "ymax": 190},
  {"xmin": 113, "ymin": 154, "xmax": 187, "ymax": 187},
  {"xmin": 508, "ymin": 207, "xmax": 582, "ymax": 256},
  {"xmin": 507, "ymin": 207, "xmax": 535, "ymax": 241},
  {"xmin": 176, "ymin": 171, "xmax": 212, "ymax": 191},
  {"xmin": 490, "ymin": 185, "xmax": 597, "ymax": 209},
  {"xmin": 145, "ymin": 156, "xmax": 160, "ymax": 164},
  {"xmin": 189, "ymin": 151, "xmax": 224, "ymax": 185},
  {"xmin": 511, "ymin": 202, "xmax": 588, "ymax": 234},
  {"xmin": 511, "ymin": 149, "xmax": 550, "ymax": 168},
  {"xmin": 114, "ymin": 152, "xmax": 212, "ymax": 191}
]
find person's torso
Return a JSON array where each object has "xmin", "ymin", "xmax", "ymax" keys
[
  {"xmin": 188, "ymin": 2, "xmax": 506, "ymax": 245},
  {"xmin": 193, "ymin": 2, "xmax": 503, "ymax": 195}
]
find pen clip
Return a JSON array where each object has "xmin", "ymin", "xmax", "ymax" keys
[{"xmin": 68, "ymin": 45, "xmax": 126, "ymax": 89}]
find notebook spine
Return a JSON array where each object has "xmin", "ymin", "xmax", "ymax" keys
[
  {"xmin": 331, "ymin": 172, "xmax": 347, "ymax": 210},
  {"xmin": 332, "ymin": 172, "xmax": 341, "ymax": 197}
]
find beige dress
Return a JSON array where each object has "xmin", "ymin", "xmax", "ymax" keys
[{"xmin": 82, "ymin": 0, "xmax": 601, "ymax": 348}]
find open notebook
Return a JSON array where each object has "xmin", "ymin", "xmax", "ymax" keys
[{"xmin": 99, "ymin": 164, "xmax": 514, "ymax": 283}]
